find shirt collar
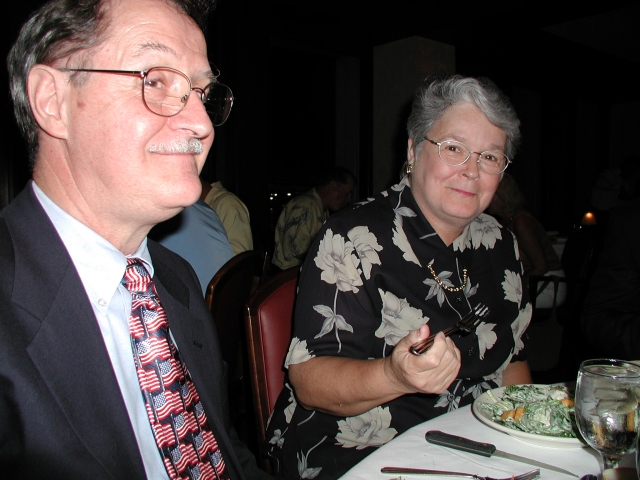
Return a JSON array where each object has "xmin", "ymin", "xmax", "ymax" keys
[{"xmin": 32, "ymin": 182, "xmax": 153, "ymax": 313}]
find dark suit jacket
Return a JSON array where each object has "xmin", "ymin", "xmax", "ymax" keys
[
  {"xmin": 0, "ymin": 184, "xmax": 270, "ymax": 479},
  {"xmin": 581, "ymin": 197, "xmax": 640, "ymax": 359}
]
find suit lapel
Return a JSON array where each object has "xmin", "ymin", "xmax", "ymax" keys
[{"xmin": 7, "ymin": 186, "xmax": 145, "ymax": 478}]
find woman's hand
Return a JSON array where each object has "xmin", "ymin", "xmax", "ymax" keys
[
  {"xmin": 289, "ymin": 324, "xmax": 461, "ymax": 417},
  {"xmin": 384, "ymin": 324, "xmax": 461, "ymax": 395}
]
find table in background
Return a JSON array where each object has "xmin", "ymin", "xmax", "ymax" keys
[
  {"xmin": 551, "ymin": 237, "xmax": 567, "ymax": 259},
  {"xmin": 339, "ymin": 404, "xmax": 635, "ymax": 479}
]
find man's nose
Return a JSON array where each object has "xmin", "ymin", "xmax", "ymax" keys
[{"xmin": 172, "ymin": 93, "xmax": 214, "ymax": 138}]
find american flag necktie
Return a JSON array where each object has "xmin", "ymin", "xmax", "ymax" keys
[{"xmin": 122, "ymin": 258, "xmax": 229, "ymax": 480}]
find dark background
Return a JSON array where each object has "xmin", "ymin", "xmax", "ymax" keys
[{"xmin": 2, "ymin": 0, "xmax": 639, "ymax": 249}]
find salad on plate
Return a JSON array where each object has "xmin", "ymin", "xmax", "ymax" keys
[{"xmin": 478, "ymin": 384, "xmax": 577, "ymax": 438}]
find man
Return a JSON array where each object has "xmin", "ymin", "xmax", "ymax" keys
[
  {"xmin": 272, "ymin": 166, "xmax": 355, "ymax": 270},
  {"xmin": 152, "ymin": 192, "xmax": 234, "ymax": 296},
  {"xmin": 202, "ymin": 179, "xmax": 253, "ymax": 255},
  {"xmin": 0, "ymin": 0, "xmax": 271, "ymax": 478}
]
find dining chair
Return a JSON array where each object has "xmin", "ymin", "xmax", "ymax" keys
[
  {"xmin": 244, "ymin": 266, "xmax": 299, "ymax": 469},
  {"xmin": 528, "ymin": 225, "xmax": 603, "ymax": 383},
  {"xmin": 205, "ymin": 250, "xmax": 263, "ymax": 390}
]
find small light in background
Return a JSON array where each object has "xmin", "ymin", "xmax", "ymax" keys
[{"xmin": 581, "ymin": 211, "xmax": 597, "ymax": 226}]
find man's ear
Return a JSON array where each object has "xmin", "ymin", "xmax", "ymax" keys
[{"xmin": 27, "ymin": 65, "xmax": 69, "ymax": 140}]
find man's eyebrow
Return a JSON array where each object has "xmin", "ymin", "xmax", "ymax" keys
[
  {"xmin": 131, "ymin": 41, "xmax": 217, "ymax": 82},
  {"xmin": 131, "ymin": 41, "xmax": 179, "ymax": 59}
]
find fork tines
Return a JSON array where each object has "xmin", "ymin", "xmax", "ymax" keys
[
  {"xmin": 458, "ymin": 305, "xmax": 489, "ymax": 332},
  {"xmin": 409, "ymin": 304, "xmax": 489, "ymax": 356}
]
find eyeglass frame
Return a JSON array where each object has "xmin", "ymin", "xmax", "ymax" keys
[
  {"xmin": 57, "ymin": 66, "xmax": 234, "ymax": 125},
  {"xmin": 424, "ymin": 136, "xmax": 512, "ymax": 175}
]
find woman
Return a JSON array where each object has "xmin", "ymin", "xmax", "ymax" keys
[
  {"xmin": 487, "ymin": 173, "xmax": 566, "ymax": 309},
  {"xmin": 265, "ymin": 74, "xmax": 532, "ymax": 479}
]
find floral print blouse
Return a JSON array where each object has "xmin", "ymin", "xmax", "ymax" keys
[{"xmin": 265, "ymin": 179, "xmax": 532, "ymax": 479}]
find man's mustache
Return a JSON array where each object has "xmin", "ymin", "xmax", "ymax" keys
[{"xmin": 149, "ymin": 138, "xmax": 204, "ymax": 155}]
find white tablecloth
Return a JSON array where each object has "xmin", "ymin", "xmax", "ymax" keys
[
  {"xmin": 552, "ymin": 239, "xmax": 566, "ymax": 259},
  {"xmin": 339, "ymin": 405, "xmax": 635, "ymax": 479}
]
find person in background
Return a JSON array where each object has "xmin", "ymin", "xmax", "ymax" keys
[
  {"xmin": 591, "ymin": 155, "xmax": 640, "ymax": 212},
  {"xmin": 487, "ymin": 173, "xmax": 566, "ymax": 309},
  {"xmin": 265, "ymin": 74, "xmax": 531, "ymax": 479},
  {"xmin": 151, "ymin": 193, "xmax": 234, "ymax": 296},
  {"xmin": 202, "ymin": 178, "xmax": 253, "ymax": 255},
  {"xmin": 581, "ymin": 197, "xmax": 640, "ymax": 360},
  {"xmin": 272, "ymin": 165, "xmax": 355, "ymax": 271},
  {"xmin": 0, "ymin": 0, "xmax": 271, "ymax": 478}
]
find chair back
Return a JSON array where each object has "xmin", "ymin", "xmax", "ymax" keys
[
  {"xmin": 558, "ymin": 226, "xmax": 602, "ymax": 314},
  {"xmin": 244, "ymin": 266, "xmax": 299, "ymax": 446},
  {"xmin": 528, "ymin": 226, "xmax": 603, "ymax": 384},
  {"xmin": 205, "ymin": 250, "xmax": 263, "ymax": 382},
  {"xmin": 529, "ymin": 226, "xmax": 602, "ymax": 312}
]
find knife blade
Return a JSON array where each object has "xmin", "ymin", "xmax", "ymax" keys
[{"xmin": 425, "ymin": 430, "xmax": 578, "ymax": 478}]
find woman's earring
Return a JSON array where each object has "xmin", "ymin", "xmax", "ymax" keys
[{"xmin": 405, "ymin": 162, "xmax": 413, "ymax": 175}]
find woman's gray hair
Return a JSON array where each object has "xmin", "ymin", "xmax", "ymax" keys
[
  {"xmin": 406, "ymin": 74, "xmax": 521, "ymax": 161},
  {"xmin": 7, "ymin": 0, "xmax": 214, "ymax": 166}
]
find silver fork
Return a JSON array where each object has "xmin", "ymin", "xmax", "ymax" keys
[
  {"xmin": 409, "ymin": 304, "xmax": 490, "ymax": 355},
  {"xmin": 381, "ymin": 466, "xmax": 540, "ymax": 480}
]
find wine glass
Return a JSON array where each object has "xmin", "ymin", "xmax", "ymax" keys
[{"xmin": 575, "ymin": 359, "xmax": 640, "ymax": 474}]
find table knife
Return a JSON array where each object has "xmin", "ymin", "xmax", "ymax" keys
[{"xmin": 425, "ymin": 430, "xmax": 578, "ymax": 478}]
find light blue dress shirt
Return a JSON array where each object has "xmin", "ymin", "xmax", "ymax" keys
[
  {"xmin": 33, "ymin": 182, "xmax": 169, "ymax": 479},
  {"xmin": 154, "ymin": 199, "xmax": 234, "ymax": 295}
]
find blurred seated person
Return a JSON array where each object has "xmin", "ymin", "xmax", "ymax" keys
[
  {"xmin": 202, "ymin": 178, "xmax": 253, "ymax": 255},
  {"xmin": 581, "ymin": 197, "xmax": 640, "ymax": 360},
  {"xmin": 487, "ymin": 173, "xmax": 566, "ymax": 309},
  {"xmin": 591, "ymin": 155, "xmax": 640, "ymax": 212},
  {"xmin": 151, "ymin": 188, "xmax": 234, "ymax": 295},
  {"xmin": 265, "ymin": 74, "xmax": 532, "ymax": 479},
  {"xmin": 272, "ymin": 166, "xmax": 355, "ymax": 271}
]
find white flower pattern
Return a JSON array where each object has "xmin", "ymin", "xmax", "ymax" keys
[
  {"xmin": 511, "ymin": 303, "xmax": 532, "ymax": 355},
  {"xmin": 264, "ymin": 183, "xmax": 529, "ymax": 479},
  {"xmin": 284, "ymin": 383, "xmax": 297, "ymax": 423},
  {"xmin": 314, "ymin": 229, "xmax": 363, "ymax": 293},
  {"xmin": 435, "ymin": 380, "xmax": 463, "ymax": 412},
  {"xmin": 336, "ymin": 406, "xmax": 398, "ymax": 449},
  {"xmin": 392, "ymin": 215, "xmax": 421, "ymax": 266},
  {"xmin": 285, "ymin": 338, "xmax": 315, "ymax": 368},
  {"xmin": 312, "ymin": 304, "xmax": 354, "ymax": 352},
  {"xmin": 375, "ymin": 289, "xmax": 428, "ymax": 346},
  {"xmin": 348, "ymin": 226, "xmax": 382, "ymax": 280},
  {"xmin": 454, "ymin": 214, "xmax": 503, "ymax": 252},
  {"xmin": 502, "ymin": 270, "xmax": 523, "ymax": 304},
  {"xmin": 476, "ymin": 322, "xmax": 497, "ymax": 360},
  {"xmin": 296, "ymin": 436, "xmax": 326, "ymax": 479}
]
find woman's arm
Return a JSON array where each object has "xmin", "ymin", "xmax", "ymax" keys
[
  {"xmin": 501, "ymin": 360, "xmax": 532, "ymax": 386},
  {"xmin": 288, "ymin": 326, "xmax": 461, "ymax": 417}
]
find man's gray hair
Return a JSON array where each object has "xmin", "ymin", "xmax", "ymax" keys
[
  {"xmin": 7, "ymin": 0, "xmax": 214, "ymax": 166},
  {"xmin": 406, "ymin": 74, "xmax": 521, "ymax": 160}
]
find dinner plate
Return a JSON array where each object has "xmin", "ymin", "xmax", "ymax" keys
[{"xmin": 471, "ymin": 385, "xmax": 585, "ymax": 449}]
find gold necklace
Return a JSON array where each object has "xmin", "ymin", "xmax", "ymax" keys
[{"xmin": 427, "ymin": 263, "xmax": 468, "ymax": 293}]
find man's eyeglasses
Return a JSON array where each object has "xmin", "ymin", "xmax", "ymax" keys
[
  {"xmin": 425, "ymin": 137, "xmax": 511, "ymax": 175},
  {"xmin": 58, "ymin": 66, "xmax": 234, "ymax": 126}
]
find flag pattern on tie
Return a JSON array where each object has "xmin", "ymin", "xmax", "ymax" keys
[{"xmin": 122, "ymin": 258, "xmax": 229, "ymax": 480}]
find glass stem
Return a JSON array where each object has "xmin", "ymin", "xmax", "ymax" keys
[{"xmin": 602, "ymin": 454, "xmax": 622, "ymax": 470}]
